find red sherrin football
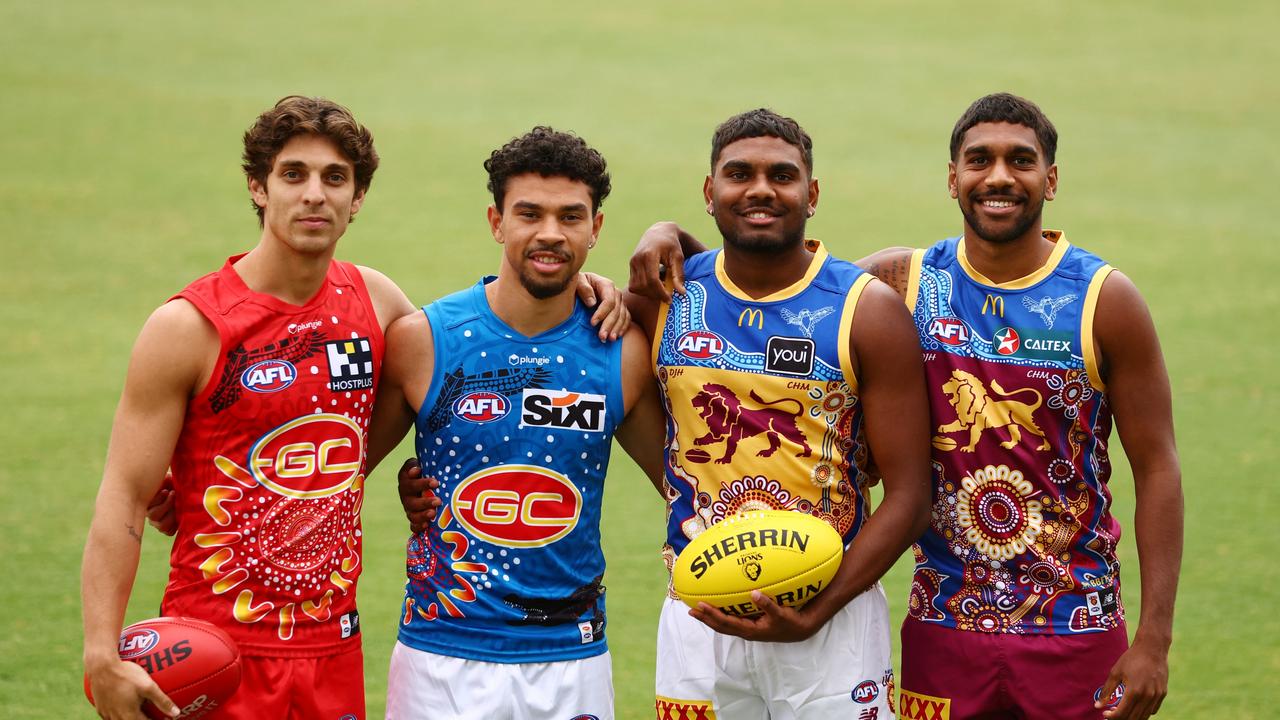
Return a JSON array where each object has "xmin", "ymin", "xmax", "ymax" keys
[{"xmin": 85, "ymin": 616, "xmax": 242, "ymax": 719}]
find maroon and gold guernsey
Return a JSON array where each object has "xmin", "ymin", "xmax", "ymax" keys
[{"xmin": 162, "ymin": 255, "xmax": 383, "ymax": 657}]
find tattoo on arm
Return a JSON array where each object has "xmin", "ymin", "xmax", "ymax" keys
[
  {"xmin": 863, "ymin": 255, "xmax": 912, "ymax": 295},
  {"xmin": 126, "ymin": 523, "xmax": 143, "ymax": 544}
]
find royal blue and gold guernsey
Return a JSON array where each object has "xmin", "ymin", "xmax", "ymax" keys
[
  {"xmin": 398, "ymin": 278, "xmax": 623, "ymax": 662},
  {"xmin": 655, "ymin": 239, "xmax": 876, "ymax": 579},
  {"xmin": 906, "ymin": 231, "xmax": 1123, "ymax": 635}
]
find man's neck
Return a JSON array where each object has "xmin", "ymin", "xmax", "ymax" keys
[
  {"xmin": 961, "ymin": 226, "xmax": 1057, "ymax": 285},
  {"xmin": 233, "ymin": 237, "xmax": 335, "ymax": 306},
  {"xmin": 721, "ymin": 240, "xmax": 816, "ymax": 299},
  {"xmin": 484, "ymin": 275, "xmax": 576, "ymax": 338}
]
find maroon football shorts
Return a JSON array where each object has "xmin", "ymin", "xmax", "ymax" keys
[{"xmin": 899, "ymin": 618, "xmax": 1128, "ymax": 719}]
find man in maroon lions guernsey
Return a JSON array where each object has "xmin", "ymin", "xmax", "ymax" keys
[
  {"xmin": 81, "ymin": 97, "xmax": 417, "ymax": 720},
  {"xmin": 858, "ymin": 94, "xmax": 1183, "ymax": 720}
]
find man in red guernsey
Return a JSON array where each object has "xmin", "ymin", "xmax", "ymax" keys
[{"xmin": 80, "ymin": 96, "xmax": 412, "ymax": 719}]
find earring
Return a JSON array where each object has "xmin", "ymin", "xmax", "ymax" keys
[{"xmin": 806, "ymin": 208, "xmax": 815, "ymax": 217}]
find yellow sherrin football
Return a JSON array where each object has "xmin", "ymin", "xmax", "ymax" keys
[{"xmin": 672, "ymin": 510, "xmax": 844, "ymax": 617}]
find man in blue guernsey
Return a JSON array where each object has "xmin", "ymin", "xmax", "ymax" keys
[
  {"xmin": 626, "ymin": 109, "xmax": 932, "ymax": 719},
  {"xmin": 370, "ymin": 127, "xmax": 664, "ymax": 719}
]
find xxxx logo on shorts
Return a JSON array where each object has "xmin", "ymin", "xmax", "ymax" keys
[
  {"xmin": 656, "ymin": 696, "xmax": 716, "ymax": 720},
  {"xmin": 899, "ymin": 689, "xmax": 950, "ymax": 719}
]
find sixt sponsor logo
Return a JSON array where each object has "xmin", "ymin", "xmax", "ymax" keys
[
  {"xmin": 451, "ymin": 465, "xmax": 582, "ymax": 547},
  {"xmin": 677, "ymin": 330, "xmax": 726, "ymax": 359},
  {"xmin": 240, "ymin": 359, "xmax": 297, "ymax": 393},
  {"xmin": 521, "ymin": 389, "xmax": 606, "ymax": 432},
  {"xmin": 688, "ymin": 528, "xmax": 810, "ymax": 580},
  {"xmin": 249, "ymin": 413, "xmax": 363, "ymax": 499},
  {"xmin": 927, "ymin": 317, "xmax": 970, "ymax": 346},
  {"xmin": 117, "ymin": 628, "xmax": 160, "ymax": 660},
  {"xmin": 852, "ymin": 680, "xmax": 879, "ymax": 704},
  {"xmin": 453, "ymin": 391, "xmax": 510, "ymax": 423}
]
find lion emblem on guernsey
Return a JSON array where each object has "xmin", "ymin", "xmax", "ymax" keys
[
  {"xmin": 690, "ymin": 383, "xmax": 811, "ymax": 464},
  {"xmin": 935, "ymin": 370, "xmax": 1051, "ymax": 453}
]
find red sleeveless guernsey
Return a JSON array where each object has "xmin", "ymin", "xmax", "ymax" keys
[{"xmin": 162, "ymin": 254, "xmax": 384, "ymax": 657}]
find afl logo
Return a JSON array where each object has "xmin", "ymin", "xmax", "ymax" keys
[
  {"xmin": 994, "ymin": 326, "xmax": 1021, "ymax": 355},
  {"xmin": 117, "ymin": 627, "xmax": 160, "ymax": 660},
  {"xmin": 927, "ymin": 317, "xmax": 970, "ymax": 346},
  {"xmin": 249, "ymin": 413, "xmax": 363, "ymax": 499},
  {"xmin": 851, "ymin": 680, "xmax": 879, "ymax": 704},
  {"xmin": 453, "ymin": 391, "xmax": 510, "ymax": 423},
  {"xmin": 451, "ymin": 465, "xmax": 582, "ymax": 548},
  {"xmin": 240, "ymin": 359, "xmax": 297, "ymax": 393},
  {"xmin": 677, "ymin": 330, "xmax": 726, "ymax": 359}
]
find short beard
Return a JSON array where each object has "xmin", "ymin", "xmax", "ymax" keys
[
  {"xmin": 716, "ymin": 217, "xmax": 807, "ymax": 256},
  {"xmin": 519, "ymin": 271, "xmax": 572, "ymax": 300},
  {"xmin": 961, "ymin": 199, "xmax": 1044, "ymax": 245}
]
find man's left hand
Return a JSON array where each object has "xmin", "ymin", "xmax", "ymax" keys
[
  {"xmin": 1097, "ymin": 638, "xmax": 1169, "ymax": 720},
  {"xmin": 688, "ymin": 591, "xmax": 822, "ymax": 643}
]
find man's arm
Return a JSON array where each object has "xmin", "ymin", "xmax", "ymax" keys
[
  {"xmin": 82, "ymin": 301, "xmax": 215, "ymax": 719},
  {"xmin": 613, "ymin": 323, "xmax": 666, "ymax": 495},
  {"xmin": 627, "ymin": 221, "xmax": 709, "ymax": 302},
  {"xmin": 855, "ymin": 247, "xmax": 915, "ymax": 297},
  {"xmin": 690, "ymin": 281, "xmax": 931, "ymax": 641},
  {"xmin": 370, "ymin": 311, "xmax": 442, "ymax": 532},
  {"xmin": 1091, "ymin": 272, "xmax": 1183, "ymax": 720}
]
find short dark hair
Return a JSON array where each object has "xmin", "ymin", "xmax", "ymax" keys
[
  {"xmin": 242, "ymin": 96, "xmax": 378, "ymax": 225},
  {"xmin": 484, "ymin": 127, "xmax": 611, "ymax": 213},
  {"xmin": 711, "ymin": 108, "xmax": 814, "ymax": 173},
  {"xmin": 950, "ymin": 93, "xmax": 1058, "ymax": 164}
]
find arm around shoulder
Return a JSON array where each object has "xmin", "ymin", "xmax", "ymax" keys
[
  {"xmin": 367, "ymin": 310, "xmax": 434, "ymax": 472},
  {"xmin": 854, "ymin": 247, "xmax": 916, "ymax": 297},
  {"xmin": 615, "ymin": 323, "xmax": 665, "ymax": 495}
]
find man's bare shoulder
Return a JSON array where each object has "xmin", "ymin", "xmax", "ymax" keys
[
  {"xmin": 855, "ymin": 247, "xmax": 916, "ymax": 297},
  {"xmin": 355, "ymin": 264, "xmax": 416, "ymax": 328}
]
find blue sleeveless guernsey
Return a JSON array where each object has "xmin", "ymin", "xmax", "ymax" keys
[
  {"xmin": 397, "ymin": 278, "xmax": 623, "ymax": 662},
  {"xmin": 906, "ymin": 231, "xmax": 1122, "ymax": 635},
  {"xmin": 654, "ymin": 240, "xmax": 876, "ymax": 583}
]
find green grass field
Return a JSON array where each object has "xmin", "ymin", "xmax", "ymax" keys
[{"xmin": 3, "ymin": 1, "xmax": 1277, "ymax": 717}]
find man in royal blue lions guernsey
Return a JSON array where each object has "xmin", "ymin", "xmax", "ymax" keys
[
  {"xmin": 372, "ymin": 127, "xmax": 664, "ymax": 719},
  {"xmin": 82, "ymin": 96, "xmax": 419, "ymax": 720},
  {"xmin": 855, "ymin": 94, "xmax": 1183, "ymax": 720},
  {"xmin": 626, "ymin": 109, "xmax": 931, "ymax": 719}
]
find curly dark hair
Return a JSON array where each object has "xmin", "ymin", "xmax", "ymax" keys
[
  {"xmin": 484, "ymin": 127, "xmax": 611, "ymax": 213},
  {"xmin": 711, "ymin": 108, "xmax": 814, "ymax": 173},
  {"xmin": 950, "ymin": 93, "xmax": 1057, "ymax": 164},
  {"xmin": 242, "ymin": 96, "xmax": 379, "ymax": 225}
]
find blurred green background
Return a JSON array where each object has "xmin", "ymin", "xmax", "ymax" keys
[{"xmin": 2, "ymin": 1, "xmax": 1276, "ymax": 717}]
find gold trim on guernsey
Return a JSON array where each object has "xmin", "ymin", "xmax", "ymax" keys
[
  {"xmin": 715, "ymin": 238, "xmax": 829, "ymax": 302},
  {"xmin": 652, "ymin": 288, "xmax": 674, "ymax": 370},
  {"xmin": 1081, "ymin": 264, "xmax": 1115, "ymax": 392},
  {"xmin": 837, "ymin": 273, "xmax": 875, "ymax": 393},
  {"xmin": 905, "ymin": 248, "xmax": 926, "ymax": 313},
  {"xmin": 957, "ymin": 230, "xmax": 1070, "ymax": 290}
]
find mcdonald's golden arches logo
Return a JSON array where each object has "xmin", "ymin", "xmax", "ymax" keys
[
  {"xmin": 738, "ymin": 308, "xmax": 764, "ymax": 329},
  {"xmin": 982, "ymin": 294, "xmax": 1005, "ymax": 317}
]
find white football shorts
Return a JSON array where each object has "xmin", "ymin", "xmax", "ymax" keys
[
  {"xmin": 386, "ymin": 641, "xmax": 613, "ymax": 720},
  {"xmin": 655, "ymin": 583, "xmax": 896, "ymax": 719}
]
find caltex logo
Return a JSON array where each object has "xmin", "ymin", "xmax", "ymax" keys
[{"xmin": 994, "ymin": 327, "xmax": 1021, "ymax": 355}]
